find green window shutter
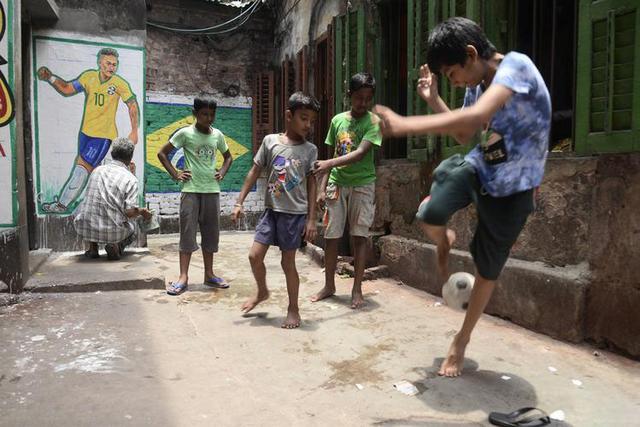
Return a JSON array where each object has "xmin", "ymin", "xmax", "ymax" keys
[
  {"xmin": 346, "ymin": 9, "xmax": 366, "ymax": 93},
  {"xmin": 334, "ymin": 9, "xmax": 365, "ymax": 114},
  {"xmin": 441, "ymin": 0, "xmax": 481, "ymax": 159},
  {"xmin": 406, "ymin": 0, "xmax": 435, "ymax": 161},
  {"xmin": 576, "ymin": 0, "xmax": 639, "ymax": 154},
  {"xmin": 333, "ymin": 14, "xmax": 345, "ymax": 114}
]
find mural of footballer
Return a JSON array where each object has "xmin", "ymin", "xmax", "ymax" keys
[{"xmin": 36, "ymin": 47, "xmax": 139, "ymax": 214}]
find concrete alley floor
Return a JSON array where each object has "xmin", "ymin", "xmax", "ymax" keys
[{"xmin": 2, "ymin": 233, "xmax": 640, "ymax": 426}]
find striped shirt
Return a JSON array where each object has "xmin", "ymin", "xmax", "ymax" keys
[{"xmin": 73, "ymin": 160, "xmax": 138, "ymax": 244}]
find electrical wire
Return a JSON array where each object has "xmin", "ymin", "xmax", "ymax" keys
[{"xmin": 146, "ymin": 0, "xmax": 261, "ymax": 34}]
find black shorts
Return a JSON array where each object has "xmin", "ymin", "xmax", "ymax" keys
[{"xmin": 416, "ymin": 154, "xmax": 534, "ymax": 280}]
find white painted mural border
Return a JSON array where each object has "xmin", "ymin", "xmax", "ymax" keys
[
  {"xmin": 0, "ymin": 0, "xmax": 16, "ymax": 227},
  {"xmin": 31, "ymin": 34, "xmax": 146, "ymax": 215}
]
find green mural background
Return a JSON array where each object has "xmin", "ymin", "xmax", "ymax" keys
[{"xmin": 145, "ymin": 102, "xmax": 252, "ymax": 193}]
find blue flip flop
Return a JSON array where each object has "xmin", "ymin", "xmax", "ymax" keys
[
  {"xmin": 167, "ymin": 282, "xmax": 188, "ymax": 295},
  {"xmin": 204, "ymin": 277, "xmax": 229, "ymax": 289}
]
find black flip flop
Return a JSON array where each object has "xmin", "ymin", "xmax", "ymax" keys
[{"xmin": 489, "ymin": 407, "xmax": 551, "ymax": 427}]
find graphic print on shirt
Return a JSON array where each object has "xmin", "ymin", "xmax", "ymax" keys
[
  {"xmin": 336, "ymin": 130, "xmax": 357, "ymax": 157},
  {"xmin": 267, "ymin": 155, "xmax": 302, "ymax": 197},
  {"xmin": 197, "ymin": 145, "xmax": 215, "ymax": 164}
]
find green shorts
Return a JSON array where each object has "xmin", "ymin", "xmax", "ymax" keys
[{"xmin": 416, "ymin": 155, "xmax": 534, "ymax": 280}]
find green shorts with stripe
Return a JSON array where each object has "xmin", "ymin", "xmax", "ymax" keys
[{"xmin": 416, "ymin": 154, "xmax": 535, "ymax": 280}]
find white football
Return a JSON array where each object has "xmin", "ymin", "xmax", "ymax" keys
[{"xmin": 442, "ymin": 272, "xmax": 475, "ymax": 310}]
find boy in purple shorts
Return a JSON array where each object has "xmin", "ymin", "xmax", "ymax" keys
[{"xmin": 232, "ymin": 92, "xmax": 319, "ymax": 329}]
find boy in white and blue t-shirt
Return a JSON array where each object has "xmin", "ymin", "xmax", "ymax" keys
[{"xmin": 374, "ymin": 17, "xmax": 551, "ymax": 378}]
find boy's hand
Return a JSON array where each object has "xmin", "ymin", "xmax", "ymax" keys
[
  {"xmin": 128, "ymin": 161, "xmax": 136, "ymax": 175},
  {"xmin": 140, "ymin": 208, "xmax": 152, "ymax": 221},
  {"xmin": 304, "ymin": 218, "xmax": 317, "ymax": 243},
  {"xmin": 372, "ymin": 105, "xmax": 406, "ymax": 137},
  {"xmin": 215, "ymin": 170, "xmax": 225, "ymax": 181},
  {"xmin": 312, "ymin": 159, "xmax": 333, "ymax": 176},
  {"xmin": 417, "ymin": 64, "xmax": 438, "ymax": 102},
  {"xmin": 37, "ymin": 66, "xmax": 52, "ymax": 81},
  {"xmin": 316, "ymin": 191, "xmax": 326, "ymax": 210},
  {"xmin": 231, "ymin": 205, "xmax": 244, "ymax": 224},
  {"xmin": 174, "ymin": 170, "xmax": 192, "ymax": 182}
]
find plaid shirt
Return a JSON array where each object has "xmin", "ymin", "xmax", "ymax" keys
[{"xmin": 74, "ymin": 161, "xmax": 138, "ymax": 244}]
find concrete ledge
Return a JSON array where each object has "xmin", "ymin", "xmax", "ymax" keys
[
  {"xmin": 25, "ymin": 276, "xmax": 165, "ymax": 293},
  {"xmin": 300, "ymin": 242, "xmax": 391, "ymax": 281},
  {"xmin": 300, "ymin": 242, "xmax": 325, "ymax": 266},
  {"xmin": 29, "ymin": 249, "xmax": 52, "ymax": 275},
  {"xmin": 379, "ymin": 235, "xmax": 590, "ymax": 343},
  {"xmin": 24, "ymin": 249, "xmax": 165, "ymax": 293}
]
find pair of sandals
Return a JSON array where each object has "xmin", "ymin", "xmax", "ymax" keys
[
  {"xmin": 167, "ymin": 276, "xmax": 229, "ymax": 296},
  {"xmin": 489, "ymin": 407, "xmax": 551, "ymax": 427}
]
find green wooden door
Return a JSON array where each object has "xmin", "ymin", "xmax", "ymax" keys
[
  {"xmin": 440, "ymin": 0, "xmax": 481, "ymax": 158},
  {"xmin": 406, "ymin": 0, "xmax": 436, "ymax": 161},
  {"xmin": 333, "ymin": 8, "xmax": 366, "ymax": 115},
  {"xmin": 575, "ymin": 0, "xmax": 639, "ymax": 154}
]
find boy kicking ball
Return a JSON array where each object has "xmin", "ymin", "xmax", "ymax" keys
[{"xmin": 374, "ymin": 17, "xmax": 551, "ymax": 377}]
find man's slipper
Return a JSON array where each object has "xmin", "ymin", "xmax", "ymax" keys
[
  {"xmin": 204, "ymin": 277, "xmax": 229, "ymax": 289},
  {"xmin": 84, "ymin": 250, "xmax": 100, "ymax": 259},
  {"xmin": 489, "ymin": 407, "xmax": 551, "ymax": 427},
  {"xmin": 104, "ymin": 243, "xmax": 121, "ymax": 260},
  {"xmin": 167, "ymin": 282, "xmax": 188, "ymax": 295}
]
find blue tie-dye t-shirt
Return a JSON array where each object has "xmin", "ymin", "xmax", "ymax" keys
[{"xmin": 463, "ymin": 52, "xmax": 551, "ymax": 197}]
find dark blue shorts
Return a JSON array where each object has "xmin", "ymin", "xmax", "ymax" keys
[
  {"xmin": 416, "ymin": 154, "xmax": 534, "ymax": 280},
  {"xmin": 78, "ymin": 132, "xmax": 112, "ymax": 167},
  {"xmin": 254, "ymin": 209, "xmax": 306, "ymax": 251}
]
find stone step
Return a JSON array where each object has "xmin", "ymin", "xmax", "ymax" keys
[
  {"xmin": 379, "ymin": 235, "xmax": 590, "ymax": 343},
  {"xmin": 29, "ymin": 248, "xmax": 52, "ymax": 275},
  {"xmin": 24, "ymin": 249, "xmax": 165, "ymax": 293}
]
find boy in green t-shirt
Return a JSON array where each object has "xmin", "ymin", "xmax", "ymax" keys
[
  {"xmin": 311, "ymin": 72, "xmax": 382, "ymax": 309},
  {"xmin": 157, "ymin": 98, "xmax": 233, "ymax": 295}
]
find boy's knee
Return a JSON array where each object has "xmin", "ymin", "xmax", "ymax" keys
[
  {"xmin": 280, "ymin": 257, "xmax": 297, "ymax": 272},
  {"xmin": 416, "ymin": 197, "xmax": 447, "ymax": 226},
  {"xmin": 248, "ymin": 251, "xmax": 262, "ymax": 265}
]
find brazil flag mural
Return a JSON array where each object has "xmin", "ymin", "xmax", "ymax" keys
[{"xmin": 145, "ymin": 102, "xmax": 252, "ymax": 194}]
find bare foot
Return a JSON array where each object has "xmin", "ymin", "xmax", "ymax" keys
[
  {"xmin": 437, "ymin": 229, "xmax": 456, "ymax": 280},
  {"xmin": 310, "ymin": 285, "xmax": 335, "ymax": 302},
  {"xmin": 438, "ymin": 335, "xmax": 469, "ymax": 377},
  {"xmin": 351, "ymin": 290, "xmax": 365, "ymax": 309},
  {"xmin": 241, "ymin": 289, "xmax": 269, "ymax": 313},
  {"xmin": 281, "ymin": 307, "xmax": 301, "ymax": 329}
]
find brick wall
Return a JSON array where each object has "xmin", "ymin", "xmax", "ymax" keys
[{"xmin": 146, "ymin": 0, "xmax": 274, "ymax": 98}]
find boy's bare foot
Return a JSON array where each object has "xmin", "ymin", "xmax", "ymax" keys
[
  {"xmin": 351, "ymin": 290, "xmax": 365, "ymax": 309},
  {"xmin": 311, "ymin": 285, "xmax": 335, "ymax": 302},
  {"xmin": 438, "ymin": 334, "xmax": 469, "ymax": 377},
  {"xmin": 437, "ymin": 229, "xmax": 456, "ymax": 280},
  {"xmin": 281, "ymin": 308, "xmax": 301, "ymax": 329},
  {"xmin": 241, "ymin": 290, "xmax": 269, "ymax": 313}
]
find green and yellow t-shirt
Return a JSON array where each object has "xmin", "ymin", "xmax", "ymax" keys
[
  {"xmin": 169, "ymin": 125, "xmax": 229, "ymax": 193},
  {"xmin": 73, "ymin": 70, "xmax": 136, "ymax": 140},
  {"xmin": 325, "ymin": 111, "xmax": 382, "ymax": 187}
]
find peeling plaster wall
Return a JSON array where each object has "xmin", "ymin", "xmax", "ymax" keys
[
  {"xmin": 374, "ymin": 154, "xmax": 640, "ymax": 357},
  {"xmin": 273, "ymin": 0, "xmax": 343, "ymax": 65}
]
